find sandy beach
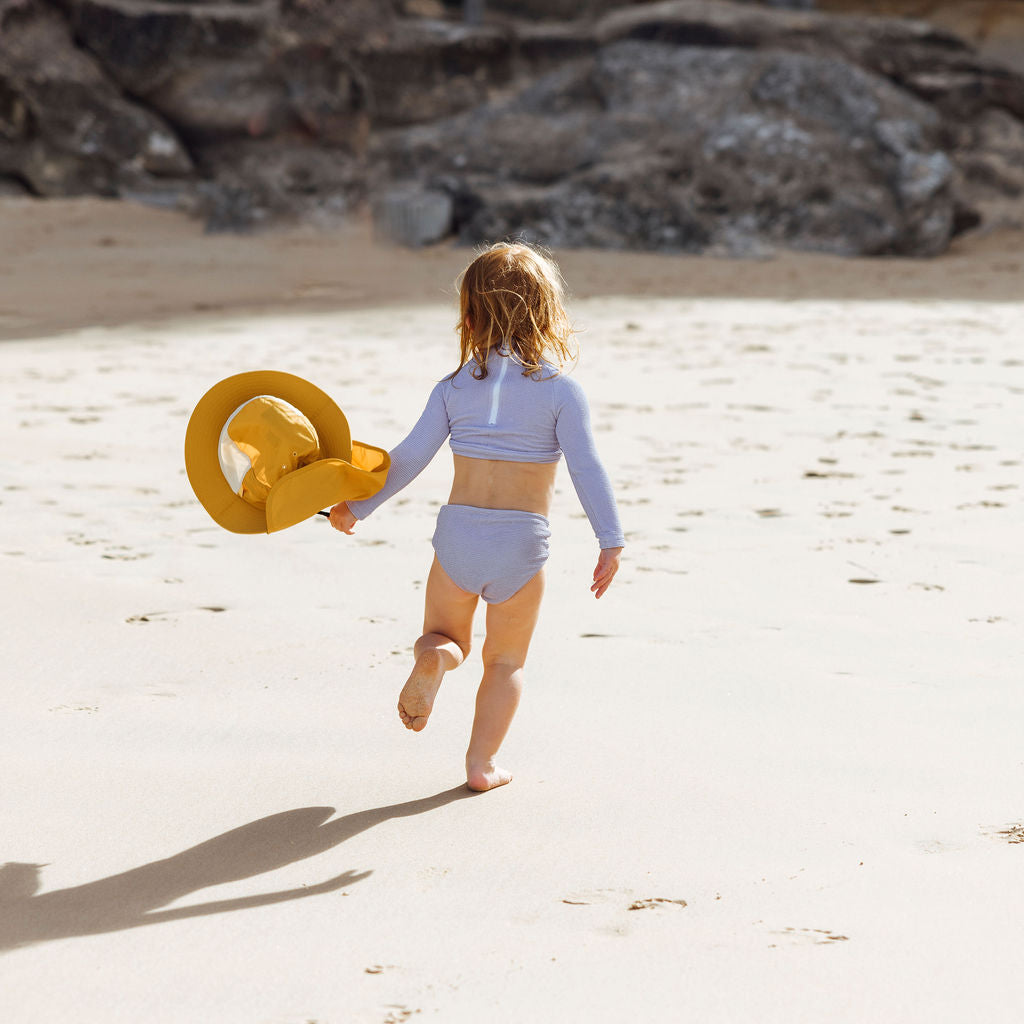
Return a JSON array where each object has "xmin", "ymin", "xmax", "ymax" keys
[{"xmin": 1, "ymin": 197, "xmax": 1023, "ymax": 1022}]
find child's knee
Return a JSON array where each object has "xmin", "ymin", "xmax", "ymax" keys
[
  {"xmin": 418, "ymin": 631, "xmax": 471, "ymax": 661},
  {"xmin": 442, "ymin": 632, "xmax": 471, "ymax": 661},
  {"xmin": 481, "ymin": 646, "xmax": 525, "ymax": 673}
]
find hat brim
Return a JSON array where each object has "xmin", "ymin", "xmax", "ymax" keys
[
  {"xmin": 184, "ymin": 371, "xmax": 389, "ymax": 534},
  {"xmin": 265, "ymin": 443, "xmax": 389, "ymax": 533}
]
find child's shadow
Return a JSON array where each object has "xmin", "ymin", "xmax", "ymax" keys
[{"xmin": 0, "ymin": 786, "xmax": 472, "ymax": 954}]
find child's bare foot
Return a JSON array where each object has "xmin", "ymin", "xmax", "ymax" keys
[
  {"xmin": 466, "ymin": 757, "xmax": 513, "ymax": 792},
  {"xmin": 397, "ymin": 649, "xmax": 446, "ymax": 731}
]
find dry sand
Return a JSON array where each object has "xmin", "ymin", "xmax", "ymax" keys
[{"xmin": 1, "ymin": 197, "xmax": 1022, "ymax": 1022}]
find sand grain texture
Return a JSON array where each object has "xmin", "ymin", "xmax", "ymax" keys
[{"xmin": 1, "ymin": 199, "xmax": 1022, "ymax": 1023}]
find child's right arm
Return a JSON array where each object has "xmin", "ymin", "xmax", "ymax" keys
[{"xmin": 342, "ymin": 382, "xmax": 451, "ymax": 522}]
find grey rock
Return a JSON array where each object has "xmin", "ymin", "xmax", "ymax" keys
[
  {"xmin": 896, "ymin": 150, "xmax": 953, "ymax": 205},
  {"xmin": 0, "ymin": 0, "xmax": 192, "ymax": 195},
  {"xmin": 197, "ymin": 178, "xmax": 272, "ymax": 233},
  {"xmin": 132, "ymin": 42, "xmax": 369, "ymax": 150},
  {"xmin": 194, "ymin": 138, "xmax": 365, "ymax": 230},
  {"xmin": 4, "ymin": 0, "xmax": 1024, "ymax": 253},
  {"xmin": 594, "ymin": 0, "xmax": 968, "ymax": 56},
  {"xmin": 146, "ymin": 59, "xmax": 292, "ymax": 142},
  {"xmin": 274, "ymin": 45, "xmax": 370, "ymax": 149},
  {"xmin": 511, "ymin": 22, "xmax": 600, "ymax": 72},
  {"xmin": 594, "ymin": 1, "xmax": 1024, "ymax": 123},
  {"xmin": 372, "ymin": 187, "xmax": 454, "ymax": 246},
  {"xmin": 380, "ymin": 40, "xmax": 957, "ymax": 255},
  {"xmin": 482, "ymin": 0, "xmax": 622, "ymax": 19},
  {"xmin": 355, "ymin": 19, "xmax": 514, "ymax": 126},
  {"xmin": 65, "ymin": 0, "xmax": 271, "ymax": 96},
  {"xmin": 948, "ymin": 107, "xmax": 1024, "ymax": 218}
]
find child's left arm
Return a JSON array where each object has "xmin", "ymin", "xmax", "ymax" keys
[{"xmin": 554, "ymin": 377, "xmax": 626, "ymax": 551}]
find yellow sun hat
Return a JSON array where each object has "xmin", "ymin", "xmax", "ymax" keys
[{"xmin": 184, "ymin": 371, "xmax": 390, "ymax": 534}]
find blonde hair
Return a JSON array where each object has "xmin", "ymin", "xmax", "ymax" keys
[{"xmin": 452, "ymin": 241, "xmax": 577, "ymax": 380}]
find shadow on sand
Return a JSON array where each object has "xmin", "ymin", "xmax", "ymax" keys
[{"xmin": 0, "ymin": 786, "xmax": 473, "ymax": 953}]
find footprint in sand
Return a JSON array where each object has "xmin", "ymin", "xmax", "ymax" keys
[
  {"xmin": 560, "ymin": 888, "xmax": 625, "ymax": 906},
  {"xmin": 984, "ymin": 824, "xmax": 1024, "ymax": 844},
  {"xmin": 126, "ymin": 607, "xmax": 226, "ymax": 623},
  {"xmin": 63, "ymin": 451, "xmax": 110, "ymax": 461},
  {"xmin": 560, "ymin": 890, "xmax": 686, "ymax": 912},
  {"xmin": 382, "ymin": 1007, "xmax": 420, "ymax": 1023},
  {"xmin": 627, "ymin": 897, "xmax": 688, "ymax": 911},
  {"xmin": 957, "ymin": 500, "xmax": 1006, "ymax": 510},
  {"xmin": 67, "ymin": 533, "xmax": 106, "ymax": 548},
  {"xmin": 768, "ymin": 926, "xmax": 849, "ymax": 947},
  {"xmin": 102, "ymin": 548, "xmax": 152, "ymax": 561}
]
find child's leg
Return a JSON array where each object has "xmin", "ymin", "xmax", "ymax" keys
[
  {"xmin": 466, "ymin": 568, "xmax": 545, "ymax": 791},
  {"xmin": 398, "ymin": 556, "xmax": 478, "ymax": 731}
]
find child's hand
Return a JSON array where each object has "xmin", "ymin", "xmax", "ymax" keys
[
  {"xmin": 591, "ymin": 546, "xmax": 623, "ymax": 599},
  {"xmin": 329, "ymin": 502, "xmax": 357, "ymax": 534}
]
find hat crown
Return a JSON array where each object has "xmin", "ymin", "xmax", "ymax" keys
[{"xmin": 220, "ymin": 396, "xmax": 320, "ymax": 509}]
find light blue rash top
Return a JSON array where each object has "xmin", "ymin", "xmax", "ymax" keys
[{"xmin": 347, "ymin": 350, "xmax": 626, "ymax": 549}]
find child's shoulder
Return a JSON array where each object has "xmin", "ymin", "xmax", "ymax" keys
[
  {"xmin": 531, "ymin": 357, "xmax": 577, "ymax": 382},
  {"xmin": 438, "ymin": 361, "xmax": 476, "ymax": 388},
  {"xmin": 545, "ymin": 364, "xmax": 585, "ymax": 397}
]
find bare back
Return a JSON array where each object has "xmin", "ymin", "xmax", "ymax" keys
[{"xmin": 448, "ymin": 454, "xmax": 557, "ymax": 516}]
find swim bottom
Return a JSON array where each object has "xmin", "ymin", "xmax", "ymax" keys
[{"xmin": 432, "ymin": 504, "xmax": 551, "ymax": 604}]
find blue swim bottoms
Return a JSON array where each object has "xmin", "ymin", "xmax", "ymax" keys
[{"xmin": 432, "ymin": 504, "xmax": 551, "ymax": 604}]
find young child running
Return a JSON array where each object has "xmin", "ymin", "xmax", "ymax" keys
[{"xmin": 329, "ymin": 242, "xmax": 625, "ymax": 792}]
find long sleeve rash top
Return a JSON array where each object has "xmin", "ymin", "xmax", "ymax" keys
[{"xmin": 346, "ymin": 351, "xmax": 626, "ymax": 549}]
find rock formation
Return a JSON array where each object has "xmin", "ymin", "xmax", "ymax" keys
[
  {"xmin": 2, "ymin": 0, "xmax": 1023, "ymax": 255},
  {"xmin": 0, "ymin": 0, "xmax": 193, "ymax": 196}
]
